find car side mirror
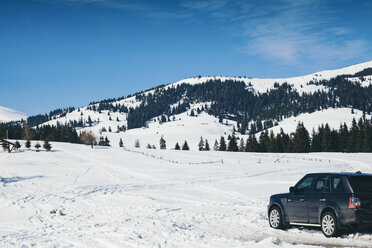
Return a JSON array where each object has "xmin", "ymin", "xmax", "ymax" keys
[{"xmin": 289, "ymin": 186, "xmax": 295, "ymax": 193}]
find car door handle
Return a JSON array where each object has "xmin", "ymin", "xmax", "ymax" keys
[
  {"xmin": 300, "ymin": 199, "xmax": 305, "ymax": 202},
  {"xmin": 319, "ymin": 198, "xmax": 326, "ymax": 202}
]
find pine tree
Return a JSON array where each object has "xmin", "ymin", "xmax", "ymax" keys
[
  {"xmin": 363, "ymin": 119, "xmax": 372, "ymax": 152},
  {"xmin": 108, "ymin": 126, "xmax": 112, "ymax": 132},
  {"xmin": 227, "ymin": 135, "xmax": 238, "ymax": 152},
  {"xmin": 160, "ymin": 136, "xmax": 166, "ymax": 149},
  {"xmin": 43, "ymin": 139, "xmax": 52, "ymax": 151},
  {"xmin": 348, "ymin": 118, "xmax": 358, "ymax": 152},
  {"xmin": 119, "ymin": 138, "xmax": 124, "ymax": 147},
  {"xmin": 267, "ymin": 131, "xmax": 276, "ymax": 152},
  {"xmin": 213, "ymin": 140, "xmax": 219, "ymax": 151},
  {"xmin": 182, "ymin": 141, "xmax": 189, "ymax": 150},
  {"xmin": 25, "ymin": 139, "xmax": 31, "ymax": 149},
  {"xmin": 87, "ymin": 115, "xmax": 93, "ymax": 127},
  {"xmin": 15, "ymin": 140, "xmax": 21, "ymax": 150},
  {"xmin": 198, "ymin": 136, "xmax": 204, "ymax": 151},
  {"xmin": 175, "ymin": 142, "xmax": 180, "ymax": 150},
  {"xmin": 246, "ymin": 133, "xmax": 259, "ymax": 152},
  {"xmin": 323, "ymin": 124, "xmax": 333, "ymax": 151},
  {"xmin": 293, "ymin": 122, "xmax": 310, "ymax": 153},
  {"xmin": 259, "ymin": 131, "xmax": 269, "ymax": 152},
  {"xmin": 239, "ymin": 138, "xmax": 245, "ymax": 152},
  {"xmin": 204, "ymin": 139, "xmax": 210, "ymax": 151},
  {"xmin": 135, "ymin": 139, "xmax": 140, "ymax": 148},
  {"xmin": 98, "ymin": 136, "xmax": 105, "ymax": 146},
  {"xmin": 104, "ymin": 136, "xmax": 110, "ymax": 146},
  {"xmin": 147, "ymin": 144, "xmax": 152, "ymax": 149},
  {"xmin": 219, "ymin": 136, "xmax": 226, "ymax": 151},
  {"xmin": 311, "ymin": 128, "xmax": 322, "ymax": 152},
  {"xmin": 35, "ymin": 142, "xmax": 41, "ymax": 152}
]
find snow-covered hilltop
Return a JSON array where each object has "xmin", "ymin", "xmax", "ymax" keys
[
  {"xmin": 0, "ymin": 106, "xmax": 27, "ymax": 123},
  {"xmin": 171, "ymin": 60, "xmax": 372, "ymax": 94}
]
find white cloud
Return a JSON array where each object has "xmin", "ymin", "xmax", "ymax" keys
[{"xmin": 180, "ymin": 0, "xmax": 370, "ymax": 66}]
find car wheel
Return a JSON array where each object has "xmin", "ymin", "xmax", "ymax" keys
[
  {"xmin": 321, "ymin": 211, "xmax": 339, "ymax": 237},
  {"xmin": 269, "ymin": 206, "xmax": 284, "ymax": 229}
]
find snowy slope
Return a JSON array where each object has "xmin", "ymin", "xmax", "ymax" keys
[
  {"xmin": 1, "ymin": 142, "xmax": 372, "ymax": 247},
  {"xmin": 40, "ymin": 106, "xmax": 370, "ymax": 150},
  {"xmin": 86, "ymin": 110, "xmax": 237, "ymax": 150},
  {"xmin": 263, "ymin": 108, "xmax": 371, "ymax": 135},
  {"xmin": 50, "ymin": 107, "xmax": 369, "ymax": 150},
  {"xmin": 0, "ymin": 106, "xmax": 27, "ymax": 123}
]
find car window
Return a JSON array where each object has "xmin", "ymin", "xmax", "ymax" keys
[
  {"xmin": 348, "ymin": 176, "xmax": 372, "ymax": 193},
  {"xmin": 314, "ymin": 176, "xmax": 330, "ymax": 193},
  {"xmin": 296, "ymin": 176, "xmax": 315, "ymax": 192},
  {"xmin": 332, "ymin": 177, "xmax": 345, "ymax": 193}
]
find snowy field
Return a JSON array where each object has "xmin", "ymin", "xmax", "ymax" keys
[{"xmin": 1, "ymin": 142, "xmax": 372, "ymax": 247}]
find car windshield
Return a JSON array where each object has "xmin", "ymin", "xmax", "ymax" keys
[
  {"xmin": 296, "ymin": 176, "xmax": 315, "ymax": 192},
  {"xmin": 349, "ymin": 176, "xmax": 372, "ymax": 193}
]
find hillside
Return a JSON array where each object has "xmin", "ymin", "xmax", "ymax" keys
[
  {"xmin": 19, "ymin": 61, "xmax": 368, "ymax": 148},
  {"xmin": 263, "ymin": 108, "xmax": 371, "ymax": 135},
  {"xmin": 0, "ymin": 106, "xmax": 27, "ymax": 123}
]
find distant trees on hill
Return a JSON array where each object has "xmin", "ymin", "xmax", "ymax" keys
[
  {"xmin": 124, "ymin": 76, "xmax": 372, "ymax": 133},
  {"xmin": 0, "ymin": 123, "xmax": 80, "ymax": 144},
  {"xmin": 213, "ymin": 117, "xmax": 372, "ymax": 153}
]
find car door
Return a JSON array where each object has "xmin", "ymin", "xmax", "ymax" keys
[
  {"xmin": 286, "ymin": 175, "xmax": 315, "ymax": 223},
  {"xmin": 308, "ymin": 175, "xmax": 331, "ymax": 224}
]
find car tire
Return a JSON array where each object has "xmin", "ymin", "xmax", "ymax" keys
[
  {"xmin": 321, "ymin": 211, "xmax": 339, "ymax": 238},
  {"xmin": 269, "ymin": 206, "xmax": 284, "ymax": 229}
]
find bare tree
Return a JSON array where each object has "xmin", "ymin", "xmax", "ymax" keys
[
  {"xmin": 80, "ymin": 131, "xmax": 97, "ymax": 148},
  {"xmin": 22, "ymin": 121, "xmax": 32, "ymax": 140}
]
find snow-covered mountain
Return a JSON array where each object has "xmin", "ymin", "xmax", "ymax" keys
[
  {"xmin": 21, "ymin": 60, "xmax": 372, "ymax": 149},
  {"xmin": 170, "ymin": 60, "xmax": 372, "ymax": 94},
  {"xmin": 0, "ymin": 106, "xmax": 27, "ymax": 123}
]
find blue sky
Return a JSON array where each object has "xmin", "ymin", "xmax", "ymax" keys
[{"xmin": 0, "ymin": 0, "xmax": 371, "ymax": 115}]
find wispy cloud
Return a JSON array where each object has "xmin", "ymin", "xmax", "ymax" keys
[{"xmin": 179, "ymin": 0, "xmax": 370, "ymax": 67}]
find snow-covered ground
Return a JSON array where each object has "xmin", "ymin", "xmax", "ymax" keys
[
  {"xmin": 1, "ymin": 142, "xmax": 372, "ymax": 247},
  {"xmin": 0, "ymin": 106, "xmax": 27, "ymax": 123}
]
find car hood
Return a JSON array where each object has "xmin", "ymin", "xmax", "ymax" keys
[{"xmin": 271, "ymin": 193, "xmax": 291, "ymax": 199}]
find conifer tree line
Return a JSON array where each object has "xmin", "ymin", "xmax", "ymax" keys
[
  {"xmin": 0, "ymin": 123, "xmax": 112, "ymax": 148},
  {"xmin": 212, "ymin": 117, "xmax": 372, "ymax": 153},
  {"xmin": 1, "ymin": 139, "xmax": 52, "ymax": 152},
  {"xmin": 0, "ymin": 123, "xmax": 80, "ymax": 143}
]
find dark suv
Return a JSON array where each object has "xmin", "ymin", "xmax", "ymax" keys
[{"xmin": 268, "ymin": 172, "xmax": 372, "ymax": 237}]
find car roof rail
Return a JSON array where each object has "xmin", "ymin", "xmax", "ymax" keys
[{"xmin": 356, "ymin": 171, "xmax": 362, "ymax": 174}]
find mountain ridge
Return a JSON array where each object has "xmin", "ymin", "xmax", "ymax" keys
[{"xmin": 0, "ymin": 106, "xmax": 27, "ymax": 123}]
